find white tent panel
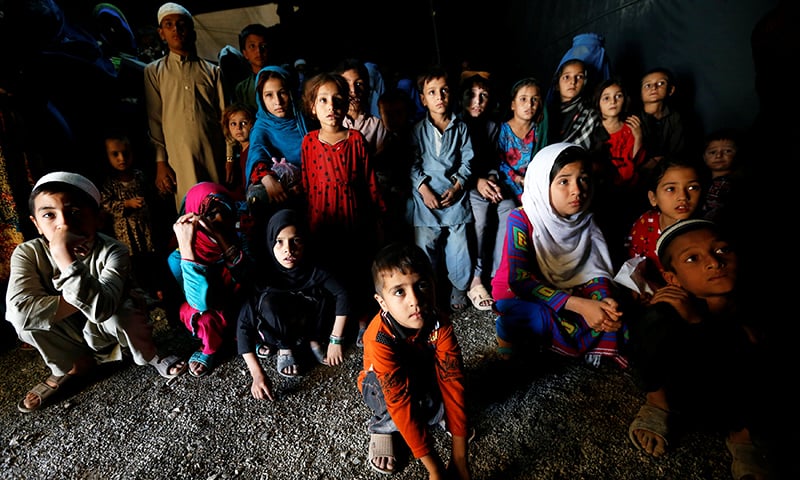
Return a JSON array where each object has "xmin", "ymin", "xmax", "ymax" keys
[{"xmin": 193, "ymin": 4, "xmax": 280, "ymax": 61}]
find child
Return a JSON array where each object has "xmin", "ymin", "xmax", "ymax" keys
[
  {"xmin": 698, "ymin": 128, "xmax": 741, "ymax": 224},
  {"xmin": 232, "ymin": 23, "xmax": 271, "ymax": 109},
  {"xmin": 144, "ymin": 2, "xmax": 227, "ymax": 211},
  {"xmin": 546, "ymin": 59, "xmax": 605, "ymax": 151},
  {"xmin": 169, "ymin": 182, "xmax": 253, "ymax": 377},
  {"xmin": 6, "ymin": 172, "xmax": 186, "ymax": 413},
  {"xmin": 333, "ymin": 58, "xmax": 388, "ymax": 156},
  {"xmin": 358, "ymin": 242, "xmax": 471, "ymax": 478},
  {"xmin": 220, "ymin": 102, "xmax": 254, "ymax": 201},
  {"xmin": 247, "ymin": 65, "xmax": 307, "ymax": 210},
  {"xmin": 98, "ymin": 131, "xmax": 158, "ymax": 298},
  {"xmin": 491, "ymin": 143, "xmax": 627, "ymax": 368},
  {"xmin": 636, "ymin": 67, "xmax": 686, "ymax": 177},
  {"xmin": 301, "ymin": 72, "xmax": 385, "ymax": 347},
  {"xmin": 623, "ymin": 157, "xmax": 703, "ymax": 298},
  {"xmin": 236, "ymin": 208, "xmax": 349, "ymax": 392},
  {"xmin": 458, "ymin": 70, "xmax": 500, "ymax": 311},
  {"xmin": 626, "ymin": 219, "xmax": 769, "ymax": 479},
  {"xmin": 409, "ymin": 65, "xmax": 475, "ymax": 311}
]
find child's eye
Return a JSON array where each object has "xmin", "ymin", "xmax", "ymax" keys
[
  {"xmin": 392, "ymin": 288, "xmax": 405, "ymax": 297},
  {"xmin": 684, "ymin": 254, "xmax": 698, "ymax": 263}
]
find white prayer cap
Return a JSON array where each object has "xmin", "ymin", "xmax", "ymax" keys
[
  {"xmin": 157, "ymin": 2, "xmax": 192, "ymax": 25},
  {"xmin": 33, "ymin": 172, "xmax": 101, "ymax": 207}
]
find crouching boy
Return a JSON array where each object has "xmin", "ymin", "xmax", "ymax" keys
[
  {"xmin": 6, "ymin": 172, "xmax": 186, "ymax": 413},
  {"xmin": 357, "ymin": 242, "xmax": 471, "ymax": 478}
]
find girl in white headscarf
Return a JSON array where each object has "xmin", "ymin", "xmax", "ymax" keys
[{"xmin": 490, "ymin": 142, "xmax": 628, "ymax": 368}]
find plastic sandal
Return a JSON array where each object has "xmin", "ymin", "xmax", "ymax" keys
[
  {"xmin": 188, "ymin": 350, "xmax": 215, "ymax": 378},
  {"xmin": 276, "ymin": 352, "xmax": 301, "ymax": 378}
]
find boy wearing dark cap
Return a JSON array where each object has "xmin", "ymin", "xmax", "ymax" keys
[
  {"xmin": 6, "ymin": 172, "xmax": 186, "ymax": 413},
  {"xmin": 626, "ymin": 219, "xmax": 769, "ymax": 479}
]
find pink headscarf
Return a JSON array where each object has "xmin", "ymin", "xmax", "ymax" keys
[{"xmin": 181, "ymin": 182, "xmax": 236, "ymax": 264}]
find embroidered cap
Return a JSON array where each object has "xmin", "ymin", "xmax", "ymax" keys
[
  {"xmin": 655, "ymin": 219, "xmax": 718, "ymax": 262},
  {"xmin": 33, "ymin": 172, "xmax": 101, "ymax": 207},
  {"xmin": 157, "ymin": 2, "xmax": 192, "ymax": 25}
]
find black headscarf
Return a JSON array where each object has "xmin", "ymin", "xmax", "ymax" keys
[{"xmin": 264, "ymin": 209, "xmax": 327, "ymax": 291}]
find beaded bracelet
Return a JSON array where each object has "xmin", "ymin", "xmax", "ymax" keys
[{"xmin": 329, "ymin": 335, "xmax": 343, "ymax": 345}]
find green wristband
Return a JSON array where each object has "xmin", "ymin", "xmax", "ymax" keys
[{"xmin": 329, "ymin": 335, "xmax": 343, "ymax": 345}]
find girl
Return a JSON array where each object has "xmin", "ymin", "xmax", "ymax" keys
[
  {"xmin": 247, "ymin": 65, "xmax": 308, "ymax": 207},
  {"xmin": 301, "ymin": 72, "xmax": 385, "ymax": 347},
  {"xmin": 169, "ymin": 182, "xmax": 253, "ymax": 377},
  {"xmin": 491, "ymin": 143, "xmax": 627, "ymax": 368},
  {"xmin": 333, "ymin": 58, "xmax": 388, "ymax": 156},
  {"xmin": 237, "ymin": 209, "xmax": 349, "ymax": 390},
  {"xmin": 623, "ymin": 157, "xmax": 703, "ymax": 299},
  {"xmin": 546, "ymin": 59, "xmax": 605, "ymax": 150},
  {"xmin": 221, "ymin": 102, "xmax": 254, "ymax": 201},
  {"xmin": 459, "ymin": 71, "xmax": 500, "ymax": 311}
]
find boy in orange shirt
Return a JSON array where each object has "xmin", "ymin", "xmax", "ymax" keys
[{"xmin": 358, "ymin": 242, "xmax": 471, "ymax": 478}]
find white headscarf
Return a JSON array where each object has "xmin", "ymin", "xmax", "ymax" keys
[{"xmin": 520, "ymin": 142, "xmax": 613, "ymax": 289}]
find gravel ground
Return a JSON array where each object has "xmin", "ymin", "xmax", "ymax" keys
[{"xmin": 0, "ymin": 306, "xmax": 735, "ymax": 480}]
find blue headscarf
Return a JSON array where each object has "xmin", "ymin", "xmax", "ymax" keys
[{"xmin": 246, "ymin": 65, "xmax": 308, "ymax": 182}]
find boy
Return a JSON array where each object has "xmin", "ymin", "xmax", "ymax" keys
[
  {"xmin": 358, "ymin": 242, "xmax": 471, "ymax": 478},
  {"xmin": 637, "ymin": 67, "xmax": 686, "ymax": 175},
  {"xmin": 6, "ymin": 172, "xmax": 186, "ymax": 413},
  {"xmin": 627, "ymin": 219, "xmax": 769, "ymax": 479},
  {"xmin": 233, "ymin": 23, "xmax": 272, "ymax": 109},
  {"xmin": 144, "ymin": 2, "xmax": 227, "ymax": 211},
  {"xmin": 409, "ymin": 65, "xmax": 475, "ymax": 311}
]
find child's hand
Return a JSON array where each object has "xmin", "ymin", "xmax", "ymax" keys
[
  {"xmin": 250, "ymin": 372, "xmax": 274, "ymax": 400},
  {"xmin": 173, "ymin": 213, "xmax": 198, "ymax": 259},
  {"xmin": 650, "ymin": 284, "xmax": 702, "ymax": 324},
  {"xmin": 326, "ymin": 343, "xmax": 343, "ymax": 366},
  {"xmin": 419, "ymin": 183, "xmax": 441, "ymax": 209},
  {"xmin": 125, "ymin": 197, "xmax": 145, "ymax": 209},
  {"xmin": 477, "ymin": 177, "xmax": 503, "ymax": 203},
  {"xmin": 260, "ymin": 174, "xmax": 288, "ymax": 204},
  {"xmin": 196, "ymin": 216, "xmax": 237, "ymax": 252},
  {"xmin": 48, "ymin": 224, "xmax": 89, "ymax": 267},
  {"xmin": 626, "ymin": 114, "xmax": 642, "ymax": 140}
]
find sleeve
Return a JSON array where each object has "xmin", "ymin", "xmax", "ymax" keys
[
  {"xmin": 409, "ymin": 123, "xmax": 430, "ymax": 190},
  {"xmin": 451, "ymin": 124, "xmax": 474, "ymax": 188},
  {"xmin": 434, "ymin": 322, "xmax": 468, "ymax": 439},
  {"xmin": 504, "ymin": 209, "xmax": 570, "ymax": 311},
  {"xmin": 143, "ymin": 63, "xmax": 167, "ymax": 164},
  {"xmin": 168, "ymin": 249, "xmax": 211, "ymax": 312},
  {"xmin": 235, "ymin": 296, "xmax": 259, "ymax": 355},
  {"xmin": 100, "ymin": 180, "xmax": 124, "ymax": 223},
  {"xmin": 356, "ymin": 131, "xmax": 386, "ymax": 214},
  {"xmin": 5, "ymin": 243, "xmax": 62, "ymax": 330},
  {"xmin": 321, "ymin": 272, "xmax": 351, "ymax": 316}
]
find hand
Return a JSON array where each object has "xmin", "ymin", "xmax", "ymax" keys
[
  {"xmin": 419, "ymin": 183, "xmax": 441, "ymax": 209},
  {"xmin": 650, "ymin": 284, "xmax": 701, "ymax": 324},
  {"xmin": 625, "ymin": 114, "xmax": 642, "ymax": 140},
  {"xmin": 477, "ymin": 177, "xmax": 502, "ymax": 203},
  {"xmin": 326, "ymin": 343, "xmax": 343, "ymax": 366},
  {"xmin": 172, "ymin": 213, "xmax": 198, "ymax": 258},
  {"xmin": 440, "ymin": 181, "xmax": 461, "ymax": 208},
  {"xmin": 261, "ymin": 174, "xmax": 288, "ymax": 204},
  {"xmin": 48, "ymin": 224, "xmax": 88, "ymax": 268},
  {"xmin": 250, "ymin": 372, "xmax": 274, "ymax": 400},
  {"xmin": 196, "ymin": 216, "xmax": 237, "ymax": 253},
  {"xmin": 155, "ymin": 162, "xmax": 176, "ymax": 195},
  {"xmin": 125, "ymin": 197, "xmax": 145, "ymax": 209}
]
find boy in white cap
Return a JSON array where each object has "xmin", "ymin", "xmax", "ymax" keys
[
  {"xmin": 5, "ymin": 172, "xmax": 187, "ymax": 413},
  {"xmin": 144, "ymin": 2, "xmax": 227, "ymax": 211}
]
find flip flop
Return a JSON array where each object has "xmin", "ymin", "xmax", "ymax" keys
[
  {"xmin": 450, "ymin": 287, "xmax": 468, "ymax": 312},
  {"xmin": 368, "ymin": 433, "xmax": 395, "ymax": 475},
  {"xmin": 276, "ymin": 352, "xmax": 301, "ymax": 378},
  {"xmin": 467, "ymin": 284, "xmax": 495, "ymax": 311},
  {"xmin": 255, "ymin": 343, "xmax": 273, "ymax": 359},
  {"xmin": 628, "ymin": 403, "xmax": 669, "ymax": 454},
  {"xmin": 188, "ymin": 351, "xmax": 215, "ymax": 378},
  {"xmin": 17, "ymin": 374, "xmax": 74, "ymax": 413},
  {"xmin": 149, "ymin": 354, "xmax": 188, "ymax": 379}
]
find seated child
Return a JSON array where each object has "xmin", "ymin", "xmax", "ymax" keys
[
  {"xmin": 169, "ymin": 182, "xmax": 253, "ymax": 378},
  {"xmin": 358, "ymin": 242, "xmax": 471, "ymax": 479},
  {"xmin": 626, "ymin": 219, "xmax": 769, "ymax": 479},
  {"xmin": 236, "ymin": 208, "xmax": 349, "ymax": 395},
  {"xmin": 491, "ymin": 143, "xmax": 627, "ymax": 368},
  {"xmin": 6, "ymin": 172, "xmax": 186, "ymax": 413}
]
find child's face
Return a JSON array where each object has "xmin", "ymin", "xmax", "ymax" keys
[
  {"xmin": 273, "ymin": 225, "xmax": 304, "ymax": 269},
  {"xmin": 463, "ymin": 84, "xmax": 490, "ymax": 119},
  {"xmin": 227, "ymin": 111, "xmax": 252, "ymax": 145},
  {"xmin": 703, "ymin": 139, "xmax": 736, "ymax": 175},
  {"xmin": 420, "ymin": 77, "xmax": 450, "ymax": 115},
  {"xmin": 510, "ymin": 85, "xmax": 542, "ymax": 122},
  {"xmin": 640, "ymin": 73, "xmax": 672, "ymax": 104},
  {"xmin": 599, "ymin": 84, "xmax": 624, "ymax": 119},
  {"xmin": 662, "ymin": 228, "xmax": 736, "ymax": 299},
  {"xmin": 312, "ymin": 81, "xmax": 346, "ymax": 128},
  {"xmin": 550, "ymin": 160, "xmax": 591, "ymax": 218},
  {"xmin": 242, "ymin": 34, "xmax": 269, "ymax": 72},
  {"xmin": 373, "ymin": 267, "xmax": 435, "ymax": 330},
  {"xmin": 558, "ymin": 64, "xmax": 586, "ymax": 103},
  {"xmin": 158, "ymin": 14, "xmax": 193, "ymax": 53},
  {"xmin": 340, "ymin": 68, "xmax": 368, "ymax": 117},
  {"xmin": 105, "ymin": 139, "xmax": 133, "ymax": 172},
  {"xmin": 30, "ymin": 191, "xmax": 98, "ymax": 245},
  {"xmin": 261, "ymin": 77, "xmax": 291, "ymax": 118},
  {"xmin": 648, "ymin": 166, "xmax": 702, "ymax": 225}
]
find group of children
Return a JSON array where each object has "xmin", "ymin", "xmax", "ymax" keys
[{"xmin": 3, "ymin": 2, "xmax": 769, "ymax": 479}]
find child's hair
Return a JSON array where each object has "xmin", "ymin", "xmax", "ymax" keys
[
  {"xmin": 415, "ymin": 65, "xmax": 450, "ymax": 95},
  {"xmin": 256, "ymin": 68, "xmax": 290, "ymax": 99},
  {"xmin": 549, "ymin": 144, "xmax": 591, "ymax": 183},
  {"xmin": 655, "ymin": 218, "xmax": 720, "ymax": 270},
  {"xmin": 702, "ymin": 127, "xmax": 740, "ymax": 151},
  {"xmin": 644, "ymin": 156, "xmax": 702, "ymax": 194},
  {"xmin": 333, "ymin": 58, "xmax": 371, "ymax": 93},
  {"xmin": 302, "ymin": 72, "xmax": 349, "ymax": 117},
  {"xmin": 509, "ymin": 77, "xmax": 544, "ymax": 122},
  {"xmin": 459, "ymin": 71, "xmax": 493, "ymax": 110},
  {"xmin": 371, "ymin": 242, "xmax": 435, "ymax": 293},
  {"xmin": 237, "ymin": 23, "xmax": 271, "ymax": 52},
  {"xmin": 640, "ymin": 67, "xmax": 675, "ymax": 93},
  {"xmin": 592, "ymin": 77, "xmax": 631, "ymax": 117},
  {"xmin": 221, "ymin": 102, "xmax": 255, "ymax": 142}
]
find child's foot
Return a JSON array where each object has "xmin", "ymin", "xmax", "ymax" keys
[
  {"xmin": 368, "ymin": 433, "xmax": 395, "ymax": 474},
  {"xmin": 356, "ymin": 325, "xmax": 367, "ymax": 348}
]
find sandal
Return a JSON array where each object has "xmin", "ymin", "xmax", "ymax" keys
[
  {"xmin": 450, "ymin": 287, "xmax": 468, "ymax": 312},
  {"xmin": 725, "ymin": 437, "xmax": 769, "ymax": 480},
  {"xmin": 276, "ymin": 351, "xmax": 301, "ymax": 378},
  {"xmin": 148, "ymin": 354, "xmax": 188, "ymax": 379},
  {"xmin": 356, "ymin": 326, "xmax": 367, "ymax": 348},
  {"xmin": 628, "ymin": 403, "xmax": 669, "ymax": 456},
  {"xmin": 188, "ymin": 350, "xmax": 215, "ymax": 378},
  {"xmin": 467, "ymin": 284, "xmax": 494, "ymax": 311},
  {"xmin": 17, "ymin": 374, "xmax": 74, "ymax": 413},
  {"xmin": 255, "ymin": 343, "xmax": 273, "ymax": 359},
  {"xmin": 368, "ymin": 433, "xmax": 395, "ymax": 475},
  {"xmin": 310, "ymin": 343, "xmax": 326, "ymax": 365}
]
